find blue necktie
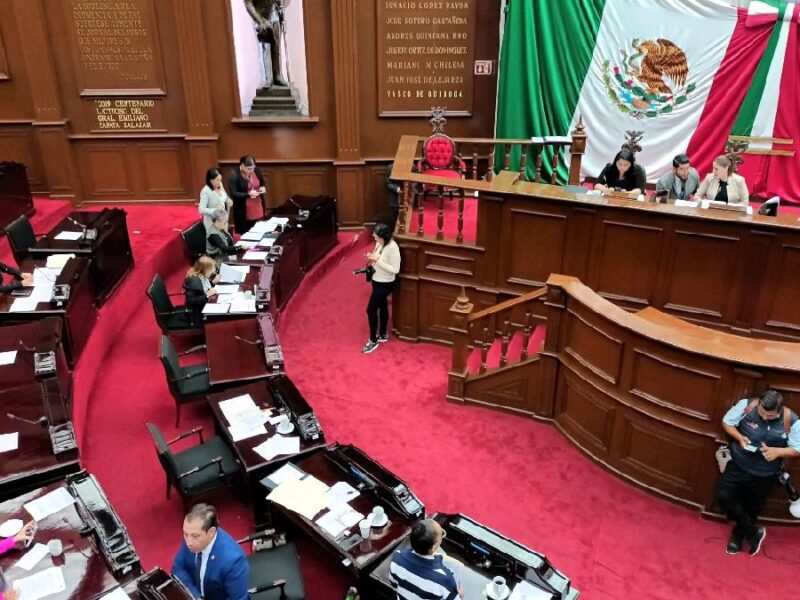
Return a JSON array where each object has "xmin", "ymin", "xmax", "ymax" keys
[{"xmin": 195, "ymin": 552, "xmax": 202, "ymax": 590}]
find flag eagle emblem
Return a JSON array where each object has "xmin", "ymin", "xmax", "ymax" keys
[{"xmin": 602, "ymin": 38, "xmax": 696, "ymax": 119}]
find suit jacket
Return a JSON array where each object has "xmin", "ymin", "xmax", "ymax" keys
[
  {"xmin": 696, "ymin": 172, "xmax": 749, "ymax": 205},
  {"xmin": 184, "ymin": 274, "xmax": 213, "ymax": 325},
  {"xmin": 655, "ymin": 168, "xmax": 700, "ymax": 199},
  {"xmin": 206, "ymin": 229, "xmax": 237, "ymax": 258},
  {"xmin": 172, "ymin": 528, "xmax": 249, "ymax": 600},
  {"xmin": 0, "ymin": 262, "xmax": 23, "ymax": 293}
]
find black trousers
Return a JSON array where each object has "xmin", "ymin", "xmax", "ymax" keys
[
  {"xmin": 715, "ymin": 460, "xmax": 775, "ymax": 539},
  {"xmin": 366, "ymin": 280, "xmax": 395, "ymax": 342},
  {"xmin": 232, "ymin": 196, "xmax": 248, "ymax": 234}
]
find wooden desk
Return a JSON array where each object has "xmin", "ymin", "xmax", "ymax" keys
[
  {"xmin": 368, "ymin": 513, "xmax": 580, "ymax": 600},
  {"xmin": 0, "ymin": 380, "xmax": 78, "ymax": 501},
  {"xmin": 0, "ymin": 161, "xmax": 34, "ymax": 232},
  {"xmin": 0, "ymin": 258, "xmax": 97, "ymax": 366},
  {"xmin": 207, "ymin": 380, "xmax": 326, "ymax": 518},
  {"xmin": 0, "ymin": 318, "xmax": 70, "ymax": 396},
  {"xmin": 204, "ymin": 317, "xmax": 270, "ymax": 385},
  {"xmin": 202, "ymin": 265, "xmax": 262, "ymax": 321},
  {"xmin": 29, "ymin": 209, "xmax": 134, "ymax": 305},
  {"xmin": 0, "ymin": 475, "xmax": 141, "ymax": 599},
  {"xmin": 123, "ymin": 568, "xmax": 193, "ymax": 599},
  {"xmin": 271, "ymin": 195, "xmax": 338, "ymax": 271},
  {"xmin": 267, "ymin": 449, "xmax": 416, "ymax": 576}
]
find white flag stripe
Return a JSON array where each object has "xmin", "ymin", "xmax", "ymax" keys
[
  {"xmin": 568, "ymin": 0, "xmax": 737, "ymax": 182},
  {"xmin": 749, "ymin": 5, "xmax": 795, "ymax": 141}
]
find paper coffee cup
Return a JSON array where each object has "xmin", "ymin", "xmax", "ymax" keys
[
  {"xmin": 47, "ymin": 539, "xmax": 63, "ymax": 557},
  {"xmin": 358, "ymin": 519, "xmax": 371, "ymax": 539}
]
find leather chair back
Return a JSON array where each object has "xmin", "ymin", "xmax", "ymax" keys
[
  {"xmin": 181, "ymin": 221, "xmax": 206, "ymax": 263},
  {"xmin": 146, "ymin": 422, "xmax": 180, "ymax": 479},
  {"xmin": 159, "ymin": 335, "xmax": 183, "ymax": 385},
  {"xmin": 5, "ymin": 215, "xmax": 35, "ymax": 266},
  {"xmin": 147, "ymin": 274, "xmax": 176, "ymax": 317}
]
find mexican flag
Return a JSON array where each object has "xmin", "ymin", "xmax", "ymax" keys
[{"xmin": 496, "ymin": 0, "xmax": 800, "ymax": 200}]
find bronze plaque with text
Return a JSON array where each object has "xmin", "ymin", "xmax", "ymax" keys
[
  {"xmin": 86, "ymin": 98, "xmax": 166, "ymax": 133},
  {"xmin": 377, "ymin": 1, "xmax": 477, "ymax": 116},
  {"xmin": 66, "ymin": 0, "xmax": 165, "ymax": 96}
]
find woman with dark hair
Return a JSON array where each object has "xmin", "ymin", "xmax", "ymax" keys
[
  {"xmin": 199, "ymin": 167, "xmax": 232, "ymax": 231},
  {"xmin": 594, "ymin": 149, "xmax": 646, "ymax": 197},
  {"xmin": 227, "ymin": 155, "xmax": 266, "ymax": 234},
  {"xmin": 183, "ymin": 256, "xmax": 218, "ymax": 325},
  {"xmin": 362, "ymin": 223, "xmax": 401, "ymax": 354},
  {"xmin": 206, "ymin": 209, "xmax": 240, "ymax": 266}
]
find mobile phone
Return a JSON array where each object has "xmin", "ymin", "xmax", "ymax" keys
[{"xmin": 744, "ymin": 444, "xmax": 758, "ymax": 453}]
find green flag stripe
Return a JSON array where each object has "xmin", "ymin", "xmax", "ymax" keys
[
  {"xmin": 731, "ymin": 3, "xmax": 787, "ymax": 136},
  {"xmin": 495, "ymin": 0, "xmax": 605, "ymax": 182}
]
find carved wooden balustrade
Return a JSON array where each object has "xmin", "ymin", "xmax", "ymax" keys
[
  {"xmin": 390, "ymin": 120, "xmax": 586, "ymax": 243},
  {"xmin": 447, "ymin": 287, "xmax": 548, "ymax": 416}
]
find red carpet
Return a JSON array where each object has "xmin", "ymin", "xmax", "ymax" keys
[{"xmin": 2, "ymin": 198, "xmax": 798, "ymax": 599}]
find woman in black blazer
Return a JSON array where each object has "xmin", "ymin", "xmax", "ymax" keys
[
  {"xmin": 183, "ymin": 256, "xmax": 218, "ymax": 325},
  {"xmin": 0, "ymin": 262, "xmax": 32, "ymax": 293},
  {"xmin": 227, "ymin": 155, "xmax": 266, "ymax": 234}
]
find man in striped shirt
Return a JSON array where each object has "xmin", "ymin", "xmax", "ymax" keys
[{"xmin": 390, "ymin": 519, "xmax": 463, "ymax": 599}]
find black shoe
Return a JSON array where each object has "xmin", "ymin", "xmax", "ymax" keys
[
  {"xmin": 377, "ymin": 334, "xmax": 389, "ymax": 343},
  {"xmin": 362, "ymin": 340, "xmax": 379, "ymax": 354},
  {"xmin": 748, "ymin": 526, "xmax": 766, "ymax": 555},
  {"xmin": 726, "ymin": 529, "xmax": 743, "ymax": 555}
]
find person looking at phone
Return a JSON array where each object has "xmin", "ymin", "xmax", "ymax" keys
[
  {"xmin": 655, "ymin": 154, "xmax": 699, "ymax": 200},
  {"xmin": 716, "ymin": 390, "xmax": 800, "ymax": 555},
  {"xmin": 362, "ymin": 223, "xmax": 400, "ymax": 354}
]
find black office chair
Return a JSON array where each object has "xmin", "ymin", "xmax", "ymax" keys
[
  {"xmin": 158, "ymin": 335, "xmax": 210, "ymax": 426},
  {"xmin": 146, "ymin": 274, "xmax": 199, "ymax": 334},
  {"xmin": 237, "ymin": 530, "xmax": 306, "ymax": 600},
  {"xmin": 181, "ymin": 221, "xmax": 207, "ymax": 264},
  {"xmin": 4, "ymin": 215, "xmax": 41, "ymax": 266},
  {"xmin": 145, "ymin": 422, "xmax": 242, "ymax": 508}
]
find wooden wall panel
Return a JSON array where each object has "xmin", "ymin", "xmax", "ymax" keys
[
  {"xmin": 629, "ymin": 350, "xmax": 720, "ymax": 420},
  {"xmin": 78, "ymin": 144, "xmax": 133, "ymax": 199},
  {"xmin": 0, "ymin": 126, "xmax": 43, "ymax": 188},
  {"xmin": 418, "ymin": 279, "xmax": 463, "ymax": 343},
  {"xmin": 504, "ymin": 208, "xmax": 567, "ymax": 287},
  {"xmin": 563, "ymin": 310, "xmax": 623, "ymax": 385},
  {"xmin": 137, "ymin": 143, "xmax": 189, "ymax": 198},
  {"xmin": 556, "ymin": 373, "xmax": 615, "ymax": 458},
  {"xmin": 592, "ymin": 220, "xmax": 664, "ymax": 306},
  {"xmin": 662, "ymin": 230, "xmax": 740, "ymax": 319},
  {"xmin": 761, "ymin": 244, "xmax": 800, "ymax": 334}
]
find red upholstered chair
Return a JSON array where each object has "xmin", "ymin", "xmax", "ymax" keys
[{"xmin": 416, "ymin": 133, "xmax": 466, "ymax": 199}]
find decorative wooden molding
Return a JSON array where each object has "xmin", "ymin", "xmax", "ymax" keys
[
  {"xmin": 331, "ymin": 0, "xmax": 361, "ymax": 161},
  {"xmin": 172, "ymin": 0, "xmax": 215, "ymax": 135},
  {"xmin": 0, "ymin": 28, "xmax": 9, "ymax": 80}
]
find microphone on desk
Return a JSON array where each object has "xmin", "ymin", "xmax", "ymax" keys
[
  {"xmin": 234, "ymin": 335, "xmax": 263, "ymax": 346},
  {"xmin": 6, "ymin": 413, "xmax": 49, "ymax": 427},
  {"xmin": 66, "ymin": 216, "xmax": 86, "ymax": 231}
]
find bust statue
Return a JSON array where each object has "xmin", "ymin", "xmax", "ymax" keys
[{"xmin": 244, "ymin": 0, "xmax": 289, "ymax": 87}]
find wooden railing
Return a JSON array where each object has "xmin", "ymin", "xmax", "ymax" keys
[
  {"xmin": 390, "ymin": 120, "xmax": 586, "ymax": 243},
  {"xmin": 447, "ymin": 287, "xmax": 547, "ymax": 414}
]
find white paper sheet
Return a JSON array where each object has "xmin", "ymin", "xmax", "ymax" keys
[
  {"xmin": 54, "ymin": 231, "xmax": 83, "ymax": 241},
  {"xmin": 214, "ymin": 284, "xmax": 240, "ymax": 295},
  {"xmin": 100, "ymin": 588, "xmax": 132, "ymax": 600},
  {"xmin": 228, "ymin": 422, "xmax": 267, "ymax": 442},
  {"xmin": 325, "ymin": 481, "xmax": 360, "ymax": 509},
  {"xmin": 241, "ymin": 230, "xmax": 266, "ymax": 241},
  {"xmin": 258, "ymin": 237, "xmax": 276, "ymax": 248},
  {"xmin": 230, "ymin": 265, "xmax": 250, "ymax": 274},
  {"xmin": 29, "ymin": 282, "xmax": 55, "ymax": 303},
  {"xmin": 0, "ymin": 432, "xmax": 19, "ymax": 453},
  {"xmin": 23, "ymin": 487, "xmax": 75, "ymax": 521},
  {"xmin": 242, "ymin": 251, "xmax": 268, "ymax": 261},
  {"xmin": 202, "ymin": 303, "xmax": 230, "ymax": 314},
  {"xmin": 13, "ymin": 566, "xmax": 67, "ymax": 600},
  {"xmin": 253, "ymin": 435, "xmax": 300, "ymax": 461},
  {"xmin": 267, "ymin": 476, "xmax": 330, "ymax": 520},
  {"xmin": 0, "ymin": 350, "xmax": 17, "ymax": 366},
  {"xmin": 45, "ymin": 254, "xmax": 75, "ymax": 269},
  {"xmin": 265, "ymin": 462, "xmax": 305, "ymax": 486},
  {"xmin": 674, "ymin": 199, "xmax": 699, "ymax": 208},
  {"xmin": 509, "ymin": 580, "xmax": 552, "ymax": 600},
  {"xmin": 219, "ymin": 394, "xmax": 258, "ymax": 423},
  {"xmin": 10, "ymin": 297, "xmax": 39, "ymax": 312},
  {"xmin": 219, "ymin": 263, "xmax": 245, "ymax": 283},
  {"xmin": 265, "ymin": 217, "xmax": 289, "ymax": 230},
  {"xmin": 230, "ymin": 298, "xmax": 256, "ymax": 313},
  {"xmin": 32, "ymin": 267, "xmax": 62, "ymax": 283},
  {"xmin": 14, "ymin": 543, "xmax": 49, "ymax": 571},
  {"xmin": 315, "ymin": 503, "xmax": 364, "ymax": 539}
]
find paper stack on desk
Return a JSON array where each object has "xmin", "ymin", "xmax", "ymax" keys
[
  {"xmin": 219, "ymin": 394, "xmax": 266, "ymax": 442},
  {"xmin": 219, "ymin": 263, "xmax": 249, "ymax": 283},
  {"xmin": 253, "ymin": 434, "xmax": 300, "ymax": 461},
  {"xmin": 15, "ymin": 543, "xmax": 49, "ymax": 571},
  {"xmin": 509, "ymin": 581, "xmax": 552, "ymax": 600},
  {"xmin": 0, "ymin": 432, "xmax": 19, "ymax": 453},
  {"xmin": 325, "ymin": 481, "xmax": 360, "ymax": 509},
  {"xmin": 23, "ymin": 487, "xmax": 75, "ymax": 521},
  {"xmin": 13, "ymin": 566, "xmax": 67, "ymax": 600},
  {"xmin": 10, "ymin": 297, "xmax": 39, "ymax": 312},
  {"xmin": 267, "ymin": 475, "xmax": 330, "ymax": 520},
  {"xmin": 0, "ymin": 350, "xmax": 17, "ymax": 366},
  {"xmin": 45, "ymin": 254, "xmax": 75, "ymax": 269},
  {"xmin": 241, "ymin": 230, "xmax": 266, "ymax": 242},
  {"xmin": 264, "ymin": 217, "xmax": 289, "ymax": 232},
  {"xmin": 242, "ymin": 250, "xmax": 269, "ymax": 261},
  {"xmin": 54, "ymin": 231, "xmax": 83, "ymax": 241},
  {"xmin": 315, "ymin": 503, "xmax": 364, "ymax": 539}
]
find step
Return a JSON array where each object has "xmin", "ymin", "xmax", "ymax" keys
[{"xmin": 255, "ymin": 86, "xmax": 293, "ymax": 98}]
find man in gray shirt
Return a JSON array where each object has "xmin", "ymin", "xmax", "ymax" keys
[{"xmin": 655, "ymin": 154, "xmax": 699, "ymax": 200}]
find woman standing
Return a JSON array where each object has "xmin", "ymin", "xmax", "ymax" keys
[
  {"xmin": 198, "ymin": 167, "xmax": 232, "ymax": 231},
  {"xmin": 228, "ymin": 155, "xmax": 266, "ymax": 234},
  {"xmin": 362, "ymin": 223, "xmax": 401, "ymax": 354},
  {"xmin": 183, "ymin": 256, "xmax": 218, "ymax": 325}
]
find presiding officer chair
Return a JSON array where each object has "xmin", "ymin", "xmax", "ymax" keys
[
  {"xmin": 158, "ymin": 335, "xmax": 210, "ymax": 426},
  {"xmin": 146, "ymin": 274, "xmax": 199, "ymax": 335},
  {"xmin": 4, "ymin": 215, "xmax": 43, "ymax": 266},
  {"xmin": 415, "ymin": 108, "xmax": 466, "ymax": 206},
  {"xmin": 181, "ymin": 220, "xmax": 207, "ymax": 264},
  {"xmin": 237, "ymin": 530, "xmax": 306, "ymax": 600},
  {"xmin": 145, "ymin": 422, "xmax": 242, "ymax": 508}
]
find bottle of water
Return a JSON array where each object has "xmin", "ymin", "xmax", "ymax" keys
[{"xmin": 344, "ymin": 587, "xmax": 360, "ymax": 600}]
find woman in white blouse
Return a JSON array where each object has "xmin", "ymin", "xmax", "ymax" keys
[
  {"xmin": 696, "ymin": 155, "xmax": 750, "ymax": 205},
  {"xmin": 362, "ymin": 223, "xmax": 401, "ymax": 354},
  {"xmin": 199, "ymin": 167, "xmax": 232, "ymax": 230}
]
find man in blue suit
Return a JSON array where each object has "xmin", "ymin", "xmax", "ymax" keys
[{"xmin": 172, "ymin": 504, "xmax": 249, "ymax": 600}]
